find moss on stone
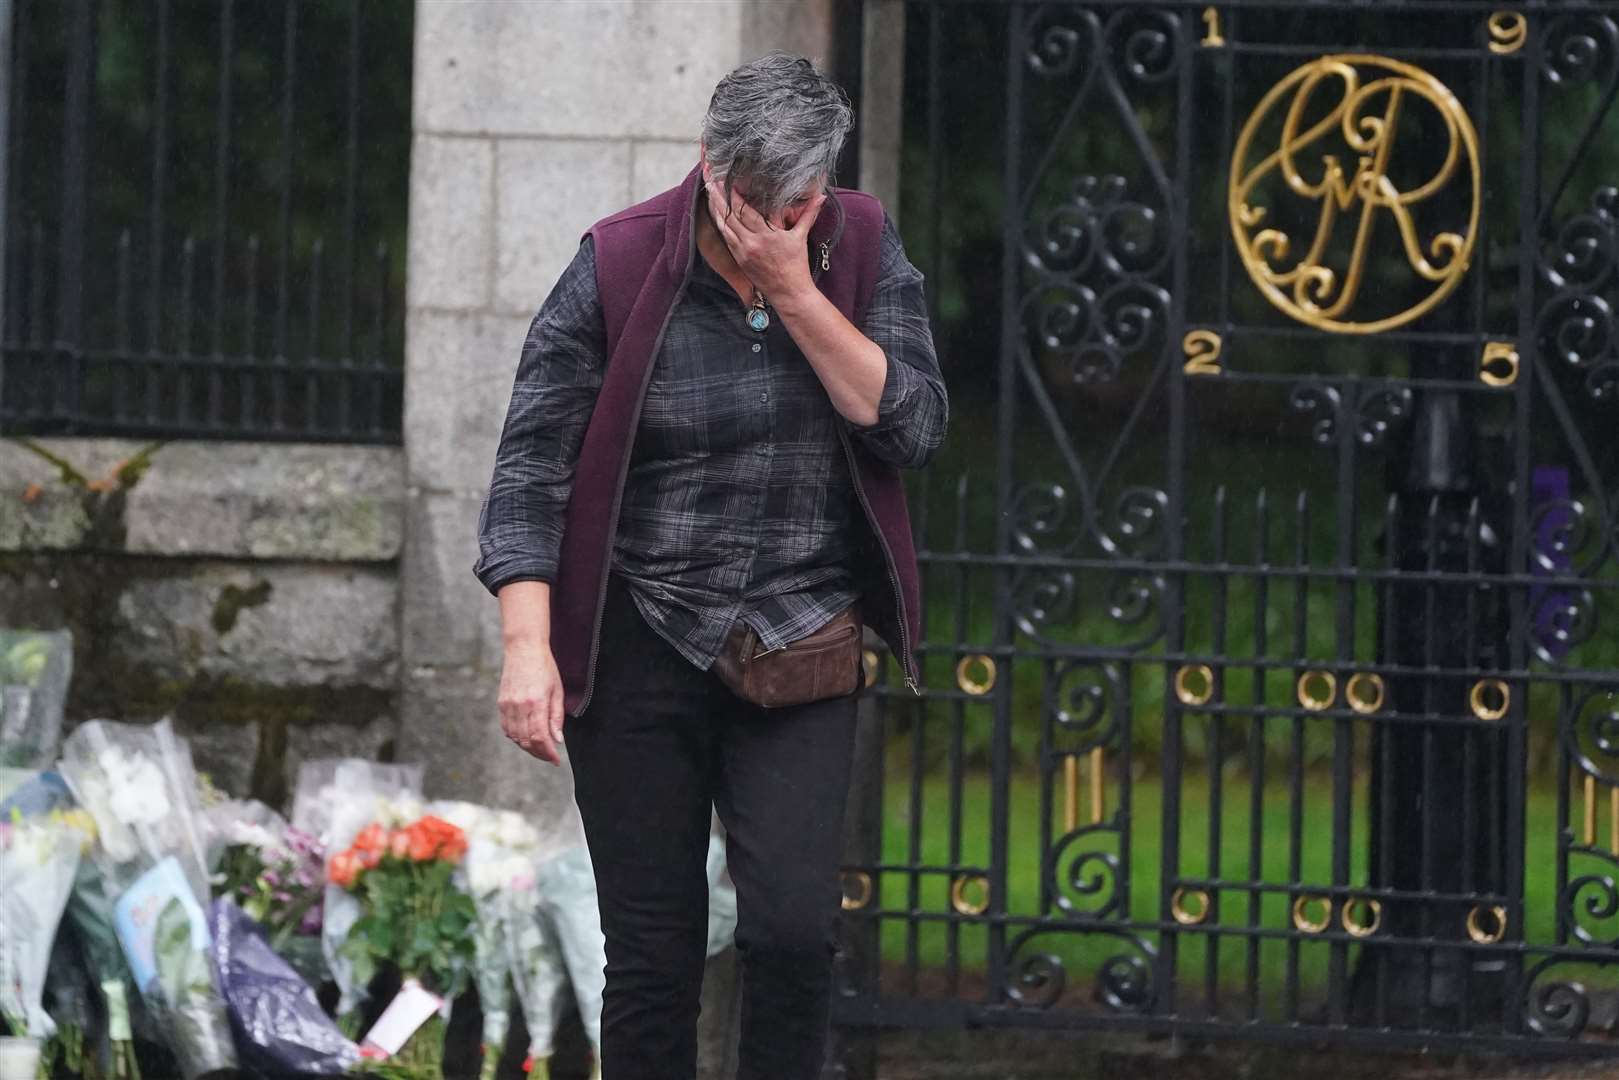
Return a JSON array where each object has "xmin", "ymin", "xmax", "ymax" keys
[{"xmin": 211, "ymin": 579, "xmax": 273, "ymax": 635}]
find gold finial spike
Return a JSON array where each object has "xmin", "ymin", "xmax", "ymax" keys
[
  {"xmin": 1585, "ymin": 773, "xmax": 1597, "ymax": 848},
  {"xmin": 1064, "ymin": 755, "xmax": 1079, "ymax": 834},
  {"xmin": 1610, "ymin": 785, "xmax": 1618, "ymax": 858},
  {"xmin": 1090, "ymin": 746, "xmax": 1105, "ymax": 825}
]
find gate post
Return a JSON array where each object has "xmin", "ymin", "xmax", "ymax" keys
[{"xmin": 1358, "ymin": 367, "xmax": 1511, "ymax": 1026}]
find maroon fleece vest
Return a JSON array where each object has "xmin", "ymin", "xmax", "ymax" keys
[{"xmin": 551, "ymin": 165, "xmax": 922, "ymax": 716}]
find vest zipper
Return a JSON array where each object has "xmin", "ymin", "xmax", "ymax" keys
[
  {"xmin": 823, "ymin": 196, "xmax": 914, "ymax": 692},
  {"xmin": 837, "ymin": 425, "xmax": 920, "ymax": 695}
]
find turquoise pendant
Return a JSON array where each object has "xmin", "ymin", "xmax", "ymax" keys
[{"xmin": 747, "ymin": 305, "xmax": 770, "ymax": 333}]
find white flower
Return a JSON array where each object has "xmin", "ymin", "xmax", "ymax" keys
[
  {"xmin": 226, "ymin": 821, "xmax": 278, "ymax": 850},
  {"xmin": 467, "ymin": 859, "xmax": 504, "ymax": 896},
  {"xmin": 494, "ymin": 812, "xmax": 539, "ymax": 851},
  {"xmin": 432, "ymin": 801, "xmax": 485, "ymax": 836},
  {"xmin": 71, "ymin": 775, "xmax": 139, "ymax": 862},
  {"xmin": 381, "ymin": 793, "xmax": 425, "ymax": 826},
  {"xmin": 92, "ymin": 748, "xmax": 171, "ymax": 826}
]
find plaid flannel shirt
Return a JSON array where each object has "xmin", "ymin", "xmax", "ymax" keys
[{"xmin": 475, "ymin": 212, "xmax": 947, "ymax": 670}]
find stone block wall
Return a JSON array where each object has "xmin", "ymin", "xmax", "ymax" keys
[
  {"xmin": 0, "ymin": 437, "xmax": 404, "ymax": 807},
  {"xmin": 399, "ymin": 0, "xmax": 835, "ymax": 823}
]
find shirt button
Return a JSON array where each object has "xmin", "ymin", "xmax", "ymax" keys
[
  {"xmin": 756, "ymin": 445, "xmax": 768, "ymax": 456},
  {"xmin": 751, "ymin": 343, "xmax": 762, "ymax": 353},
  {"xmin": 759, "ymin": 392, "xmax": 768, "ymax": 403}
]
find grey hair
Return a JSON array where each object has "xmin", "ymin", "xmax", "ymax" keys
[{"xmin": 701, "ymin": 52, "xmax": 854, "ymax": 220}]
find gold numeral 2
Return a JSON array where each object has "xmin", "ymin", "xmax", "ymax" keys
[{"xmin": 1183, "ymin": 330, "xmax": 1224, "ymax": 375}]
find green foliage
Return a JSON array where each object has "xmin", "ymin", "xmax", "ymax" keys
[{"xmin": 339, "ymin": 854, "xmax": 477, "ymax": 1003}]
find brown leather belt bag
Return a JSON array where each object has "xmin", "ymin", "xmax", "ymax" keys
[{"xmin": 710, "ymin": 604, "xmax": 864, "ymax": 709}]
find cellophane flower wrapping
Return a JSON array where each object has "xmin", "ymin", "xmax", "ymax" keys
[
  {"xmin": 0, "ymin": 793, "xmax": 93, "ymax": 1037},
  {"xmin": 427, "ymin": 801, "xmax": 547, "ymax": 1079},
  {"xmin": 204, "ymin": 799, "xmax": 326, "ymax": 984},
  {"xmin": 64, "ymin": 851, "xmax": 144, "ymax": 1078},
  {"xmin": 57, "ymin": 720, "xmax": 236, "ymax": 1079},
  {"xmin": 208, "ymin": 897, "xmax": 359, "ymax": 1077},
  {"xmin": 505, "ymin": 845, "xmax": 608, "ymax": 1067},
  {"xmin": 289, "ymin": 758, "xmax": 423, "ymax": 1024},
  {"xmin": 0, "ymin": 629, "xmax": 73, "ymax": 769}
]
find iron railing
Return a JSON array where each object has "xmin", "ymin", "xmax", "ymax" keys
[
  {"xmin": 834, "ymin": 0, "xmax": 1619, "ymax": 1065},
  {"xmin": 1, "ymin": 0, "xmax": 411, "ymax": 443}
]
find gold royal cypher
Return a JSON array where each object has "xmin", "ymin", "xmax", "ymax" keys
[{"xmin": 1229, "ymin": 55, "xmax": 1482, "ymax": 335}]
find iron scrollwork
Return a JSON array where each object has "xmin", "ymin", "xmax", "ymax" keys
[
  {"xmin": 1004, "ymin": 928, "xmax": 1157, "ymax": 1014},
  {"xmin": 1538, "ymin": 188, "xmax": 1618, "ymax": 403},
  {"xmin": 1565, "ymin": 689, "xmax": 1619, "ymax": 786},
  {"xmin": 1048, "ymin": 825, "xmax": 1125, "ymax": 920}
]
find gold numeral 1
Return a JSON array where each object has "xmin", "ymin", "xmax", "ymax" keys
[
  {"xmin": 1183, "ymin": 330, "xmax": 1224, "ymax": 375},
  {"xmin": 1202, "ymin": 7, "xmax": 1227, "ymax": 48}
]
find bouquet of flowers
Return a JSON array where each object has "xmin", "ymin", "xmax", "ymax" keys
[
  {"xmin": 57, "ymin": 720, "xmax": 236, "ymax": 1080},
  {"xmin": 63, "ymin": 852, "xmax": 143, "ymax": 1078},
  {"xmin": 206, "ymin": 800, "xmax": 325, "ymax": 982},
  {"xmin": 506, "ymin": 845, "xmax": 607, "ymax": 1080},
  {"xmin": 425, "ymin": 802, "xmax": 544, "ymax": 1080},
  {"xmin": 0, "ymin": 801, "xmax": 95, "ymax": 1038},
  {"xmin": 291, "ymin": 759, "xmax": 424, "ymax": 1029},
  {"xmin": 329, "ymin": 813, "xmax": 475, "ymax": 1079}
]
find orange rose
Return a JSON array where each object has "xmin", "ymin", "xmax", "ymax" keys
[
  {"xmin": 357, "ymin": 846, "xmax": 381, "ymax": 870},
  {"xmin": 439, "ymin": 833, "xmax": 468, "ymax": 864},
  {"xmin": 352, "ymin": 823, "xmax": 387, "ymax": 855},
  {"xmin": 405, "ymin": 822, "xmax": 440, "ymax": 862},
  {"xmin": 328, "ymin": 851, "xmax": 360, "ymax": 889},
  {"xmin": 418, "ymin": 815, "xmax": 458, "ymax": 841},
  {"xmin": 388, "ymin": 829, "xmax": 413, "ymax": 859}
]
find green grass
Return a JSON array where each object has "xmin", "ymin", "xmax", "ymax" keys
[{"xmin": 871, "ymin": 765, "xmax": 1614, "ymax": 1010}]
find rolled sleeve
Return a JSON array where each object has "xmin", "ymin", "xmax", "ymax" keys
[
  {"xmin": 473, "ymin": 238, "xmax": 606, "ymax": 596},
  {"xmin": 846, "ymin": 213, "xmax": 948, "ymax": 469}
]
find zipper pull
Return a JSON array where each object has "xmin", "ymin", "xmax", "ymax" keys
[
  {"xmin": 905, "ymin": 674, "xmax": 920, "ymax": 695},
  {"xmin": 820, "ymin": 242, "xmax": 830, "ymax": 272}
]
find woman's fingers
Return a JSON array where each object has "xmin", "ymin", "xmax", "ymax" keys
[
  {"xmin": 547, "ymin": 687, "xmax": 566, "ymax": 749},
  {"xmin": 791, "ymin": 192, "xmax": 829, "ymax": 237},
  {"xmin": 498, "ymin": 651, "xmax": 564, "ymax": 765},
  {"xmin": 706, "ymin": 182, "xmax": 745, "ymax": 251},
  {"xmin": 732, "ymin": 195, "xmax": 773, "ymax": 234}
]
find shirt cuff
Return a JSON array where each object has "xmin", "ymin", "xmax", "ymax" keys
[
  {"xmin": 474, "ymin": 560, "xmax": 558, "ymax": 597},
  {"xmin": 848, "ymin": 351, "xmax": 916, "ymax": 434}
]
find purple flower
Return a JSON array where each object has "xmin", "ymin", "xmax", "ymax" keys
[
  {"xmin": 262, "ymin": 869, "xmax": 280, "ymax": 887},
  {"xmin": 300, "ymin": 908, "xmax": 323, "ymax": 934}
]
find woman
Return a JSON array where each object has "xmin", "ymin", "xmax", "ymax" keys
[{"xmin": 475, "ymin": 53, "xmax": 947, "ymax": 1080}]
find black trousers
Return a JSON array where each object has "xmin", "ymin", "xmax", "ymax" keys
[{"xmin": 564, "ymin": 572, "xmax": 861, "ymax": 1080}]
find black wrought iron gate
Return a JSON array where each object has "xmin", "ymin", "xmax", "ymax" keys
[{"xmin": 833, "ymin": 0, "xmax": 1619, "ymax": 1061}]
